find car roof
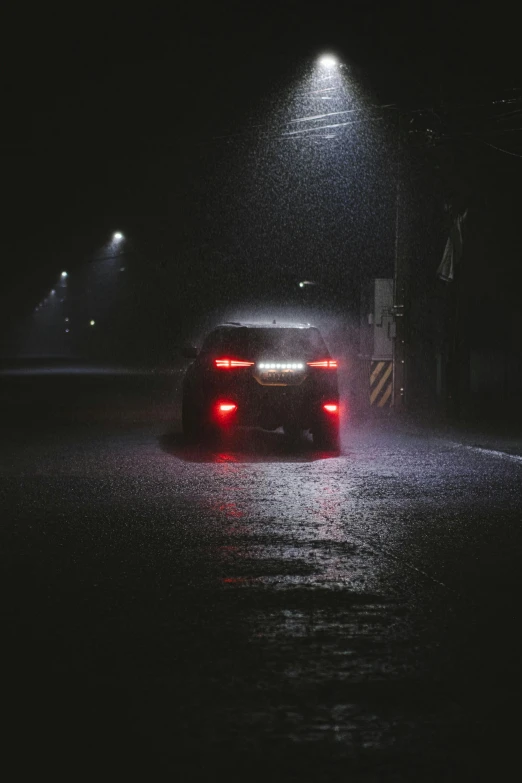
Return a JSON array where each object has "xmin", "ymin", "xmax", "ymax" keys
[{"xmin": 217, "ymin": 321, "xmax": 313, "ymax": 330}]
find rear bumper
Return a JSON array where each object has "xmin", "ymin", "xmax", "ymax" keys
[
  {"xmin": 184, "ymin": 368, "xmax": 339, "ymax": 430},
  {"xmin": 212, "ymin": 387, "xmax": 339, "ymax": 430}
]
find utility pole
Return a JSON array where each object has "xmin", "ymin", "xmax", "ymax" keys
[{"xmin": 392, "ymin": 132, "xmax": 407, "ymax": 410}]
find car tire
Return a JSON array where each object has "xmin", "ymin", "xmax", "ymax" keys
[
  {"xmin": 313, "ymin": 420, "xmax": 340, "ymax": 451},
  {"xmin": 182, "ymin": 396, "xmax": 202, "ymax": 442}
]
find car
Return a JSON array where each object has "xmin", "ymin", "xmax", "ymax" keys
[{"xmin": 181, "ymin": 321, "xmax": 340, "ymax": 449}]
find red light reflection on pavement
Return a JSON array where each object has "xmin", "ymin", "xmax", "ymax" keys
[
  {"xmin": 214, "ymin": 502, "xmax": 244, "ymax": 519},
  {"xmin": 215, "ymin": 452, "xmax": 238, "ymax": 463}
]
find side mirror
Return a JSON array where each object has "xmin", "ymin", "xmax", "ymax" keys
[{"xmin": 181, "ymin": 343, "xmax": 198, "ymax": 359}]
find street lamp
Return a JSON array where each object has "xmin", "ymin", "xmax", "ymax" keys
[
  {"xmin": 318, "ymin": 54, "xmax": 338, "ymax": 68},
  {"xmin": 61, "ymin": 271, "xmax": 68, "ymax": 278},
  {"xmin": 89, "ymin": 320, "xmax": 95, "ymax": 326},
  {"xmin": 113, "ymin": 231, "xmax": 124, "ymax": 242}
]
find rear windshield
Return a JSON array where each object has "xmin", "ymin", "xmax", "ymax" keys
[{"xmin": 201, "ymin": 327, "xmax": 329, "ymax": 360}]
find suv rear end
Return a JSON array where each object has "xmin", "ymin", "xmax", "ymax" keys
[{"xmin": 182, "ymin": 323, "xmax": 340, "ymax": 449}]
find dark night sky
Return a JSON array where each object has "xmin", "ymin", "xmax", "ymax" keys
[{"xmin": 1, "ymin": 1, "xmax": 521, "ymax": 342}]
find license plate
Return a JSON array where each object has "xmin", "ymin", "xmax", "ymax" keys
[
  {"xmin": 264, "ymin": 371, "xmax": 289, "ymax": 383},
  {"xmin": 254, "ymin": 368, "xmax": 304, "ymax": 386}
]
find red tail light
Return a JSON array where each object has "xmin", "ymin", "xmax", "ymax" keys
[
  {"xmin": 323, "ymin": 403, "xmax": 339, "ymax": 414},
  {"xmin": 307, "ymin": 360, "xmax": 338, "ymax": 369},
  {"xmin": 214, "ymin": 358, "xmax": 254, "ymax": 369},
  {"xmin": 217, "ymin": 402, "xmax": 237, "ymax": 414}
]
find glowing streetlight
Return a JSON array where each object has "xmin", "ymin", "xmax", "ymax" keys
[
  {"xmin": 89, "ymin": 320, "xmax": 95, "ymax": 326},
  {"xmin": 61, "ymin": 271, "xmax": 68, "ymax": 278},
  {"xmin": 113, "ymin": 231, "xmax": 124, "ymax": 242},
  {"xmin": 318, "ymin": 54, "xmax": 338, "ymax": 68}
]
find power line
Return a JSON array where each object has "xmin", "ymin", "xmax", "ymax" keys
[
  {"xmin": 203, "ymin": 93, "xmax": 522, "ymax": 147},
  {"xmin": 2, "ymin": 90, "xmax": 521, "ymax": 155},
  {"xmin": 483, "ymin": 140, "xmax": 522, "ymax": 159}
]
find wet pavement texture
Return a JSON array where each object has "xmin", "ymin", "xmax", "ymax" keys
[{"xmin": 1, "ymin": 370, "xmax": 521, "ymax": 779}]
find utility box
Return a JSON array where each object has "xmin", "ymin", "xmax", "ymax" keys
[
  {"xmin": 359, "ymin": 278, "xmax": 394, "ymax": 408},
  {"xmin": 372, "ymin": 278, "xmax": 394, "ymax": 360}
]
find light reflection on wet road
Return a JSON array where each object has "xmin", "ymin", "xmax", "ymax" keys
[{"xmin": 1, "ymin": 384, "xmax": 521, "ymax": 778}]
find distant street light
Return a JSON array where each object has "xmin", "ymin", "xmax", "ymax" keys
[
  {"xmin": 89, "ymin": 320, "xmax": 95, "ymax": 326},
  {"xmin": 299, "ymin": 280, "xmax": 317, "ymax": 288},
  {"xmin": 113, "ymin": 231, "xmax": 124, "ymax": 242},
  {"xmin": 50, "ymin": 289, "xmax": 56, "ymax": 295},
  {"xmin": 61, "ymin": 271, "xmax": 68, "ymax": 278}
]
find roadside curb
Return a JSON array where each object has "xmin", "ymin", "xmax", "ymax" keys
[
  {"xmin": 402, "ymin": 417, "xmax": 522, "ymax": 461},
  {"xmin": 447, "ymin": 442, "xmax": 522, "ymax": 462}
]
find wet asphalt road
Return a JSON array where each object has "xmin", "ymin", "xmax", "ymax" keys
[{"xmin": 1, "ymin": 368, "xmax": 521, "ymax": 779}]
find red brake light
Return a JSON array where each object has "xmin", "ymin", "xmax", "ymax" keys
[
  {"xmin": 214, "ymin": 358, "xmax": 254, "ymax": 369},
  {"xmin": 307, "ymin": 360, "xmax": 338, "ymax": 369},
  {"xmin": 218, "ymin": 403, "xmax": 237, "ymax": 413},
  {"xmin": 323, "ymin": 403, "xmax": 339, "ymax": 414},
  {"xmin": 215, "ymin": 401, "xmax": 238, "ymax": 421}
]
